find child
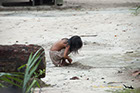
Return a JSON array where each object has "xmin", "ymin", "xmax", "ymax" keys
[{"xmin": 49, "ymin": 35, "xmax": 83, "ymax": 67}]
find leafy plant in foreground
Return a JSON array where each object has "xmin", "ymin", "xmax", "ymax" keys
[
  {"xmin": 107, "ymin": 88, "xmax": 140, "ymax": 93},
  {"xmin": 0, "ymin": 48, "xmax": 45, "ymax": 93},
  {"xmin": 133, "ymin": 6, "xmax": 140, "ymax": 15}
]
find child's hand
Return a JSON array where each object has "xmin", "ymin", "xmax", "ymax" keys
[{"xmin": 68, "ymin": 58, "xmax": 72, "ymax": 64}]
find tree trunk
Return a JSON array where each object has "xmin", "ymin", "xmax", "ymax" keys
[{"xmin": 0, "ymin": 44, "xmax": 46, "ymax": 78}]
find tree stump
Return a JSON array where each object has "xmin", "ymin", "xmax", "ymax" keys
[{"xmin": 0, "ymin": 44, "xmax": 46, "ymax": 78}]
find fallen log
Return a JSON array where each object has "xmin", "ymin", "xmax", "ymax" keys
[{"xmin": 0, "ymin": 44, "xmax": 46, "ymax": 78}]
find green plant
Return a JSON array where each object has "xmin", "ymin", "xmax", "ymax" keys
[
  {"xmin": 0, "ymin": 48, "xmax": 45, "ymax": 93},
  {"xmin": 34, "ymin": 69, "xmax": 45, "ymax": 78},
  {"xmin": 133, "ymin": 6, "xmax": 140, "ymax": 15},
  {"xmin": 0, "ymin": 72, "xmax": 24, "ymax": 88},
  {"xmin": 107, "ymin": 88, "xmax": 140, "ymax": 93}
]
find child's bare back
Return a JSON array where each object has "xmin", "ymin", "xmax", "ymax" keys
[{"xmin": 50, "ymin": 38, "xmax": 68, "ymax": 51}]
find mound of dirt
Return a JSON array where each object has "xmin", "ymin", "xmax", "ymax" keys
[{"xmin": 69, "ymin": 62, "xmax": 93, "ymax": 70}]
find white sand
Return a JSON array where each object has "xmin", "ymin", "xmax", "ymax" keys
[{"xmin": 0, "ymin": 2, "xmax": 140, "ymax": 93}]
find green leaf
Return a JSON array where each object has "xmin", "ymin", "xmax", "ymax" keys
[
  {"xmin": 36, "ymin": 80, "xmax": 40, "ymax": 88},
  {"xmin": 12, "ymin": 72, "xmax": 24, "ymax": 75},
  {"xmin": 0, "ymin": 83, "xmax": 6, "ymax": 88},
  {"xmin": 29, "ymin": 51, "xmax": 44, "ymax": 71},
  {"xmin": 0, "ymin": 73, "xmax": 24, "ymax": 79},
  {"xmin": 26, "ymin": 79, "xmax": 37, "ymax": 93},
  {"xmin": 28, "ymin": 53, "xmax": 41, "ymax": 70},
  {"xmin": 27, "ymin": 60, "xmax": 41, "ymax": 83},
  {"xmin": 5, "ymin": 75, "xmax": 23, "ymax": 84},
  {"xmin": 23, "ymin": 52, "xmax": 33, "ymax": 93},
  {"xmin": 0, "ymin": 76, "xmax": 22, "ymax": 88},
  {"xmin": 12, "ymin": 73, "xmax": 24, "ymax": 78},
  {"xmin": 134, "ymin": 6, "xmax": 140, "ymax": 16},
  {"xmin": 136, "ymin": 6, "xmax": 140, "ymax": 11},
  {"xmin": 0, "ymin": 73, "xmax": 16, "ymax": 77},
  {"xmin": 18, "ymin": 64, "xmax": 26, "ymax": 71},
  {"xmin": 29, "ymin": 48, "xmax": 43, "ymax": 66},
  {"xmin": 28, "ymin": 52, "xmax": 33, "ymax": 66},
  {"xmin": 25, "ymin": 52, "xmax": 33, "ymax": 74}
]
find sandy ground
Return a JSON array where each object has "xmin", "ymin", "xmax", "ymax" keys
[{"xmin": 0, "ymin": 1, "xmax": 140, "ymax": 93}]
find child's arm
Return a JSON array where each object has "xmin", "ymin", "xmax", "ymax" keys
[{"xmin": 63, "ymin": 45, "xmax": 72, "ymax": 64}]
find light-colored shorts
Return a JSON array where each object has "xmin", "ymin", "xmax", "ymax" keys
[{"xmin": 49, "ymin": 49, "xmax": 65, "ymax": 66}]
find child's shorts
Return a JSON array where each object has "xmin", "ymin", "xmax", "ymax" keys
[{"xmin": 49, "ymin": 49, "xmax": 65, "ymax": 66}]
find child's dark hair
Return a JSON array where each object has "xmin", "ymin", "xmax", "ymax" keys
[{"xmin": 68, "ymin": 35, "xmax": 83, "ymax": 53}]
